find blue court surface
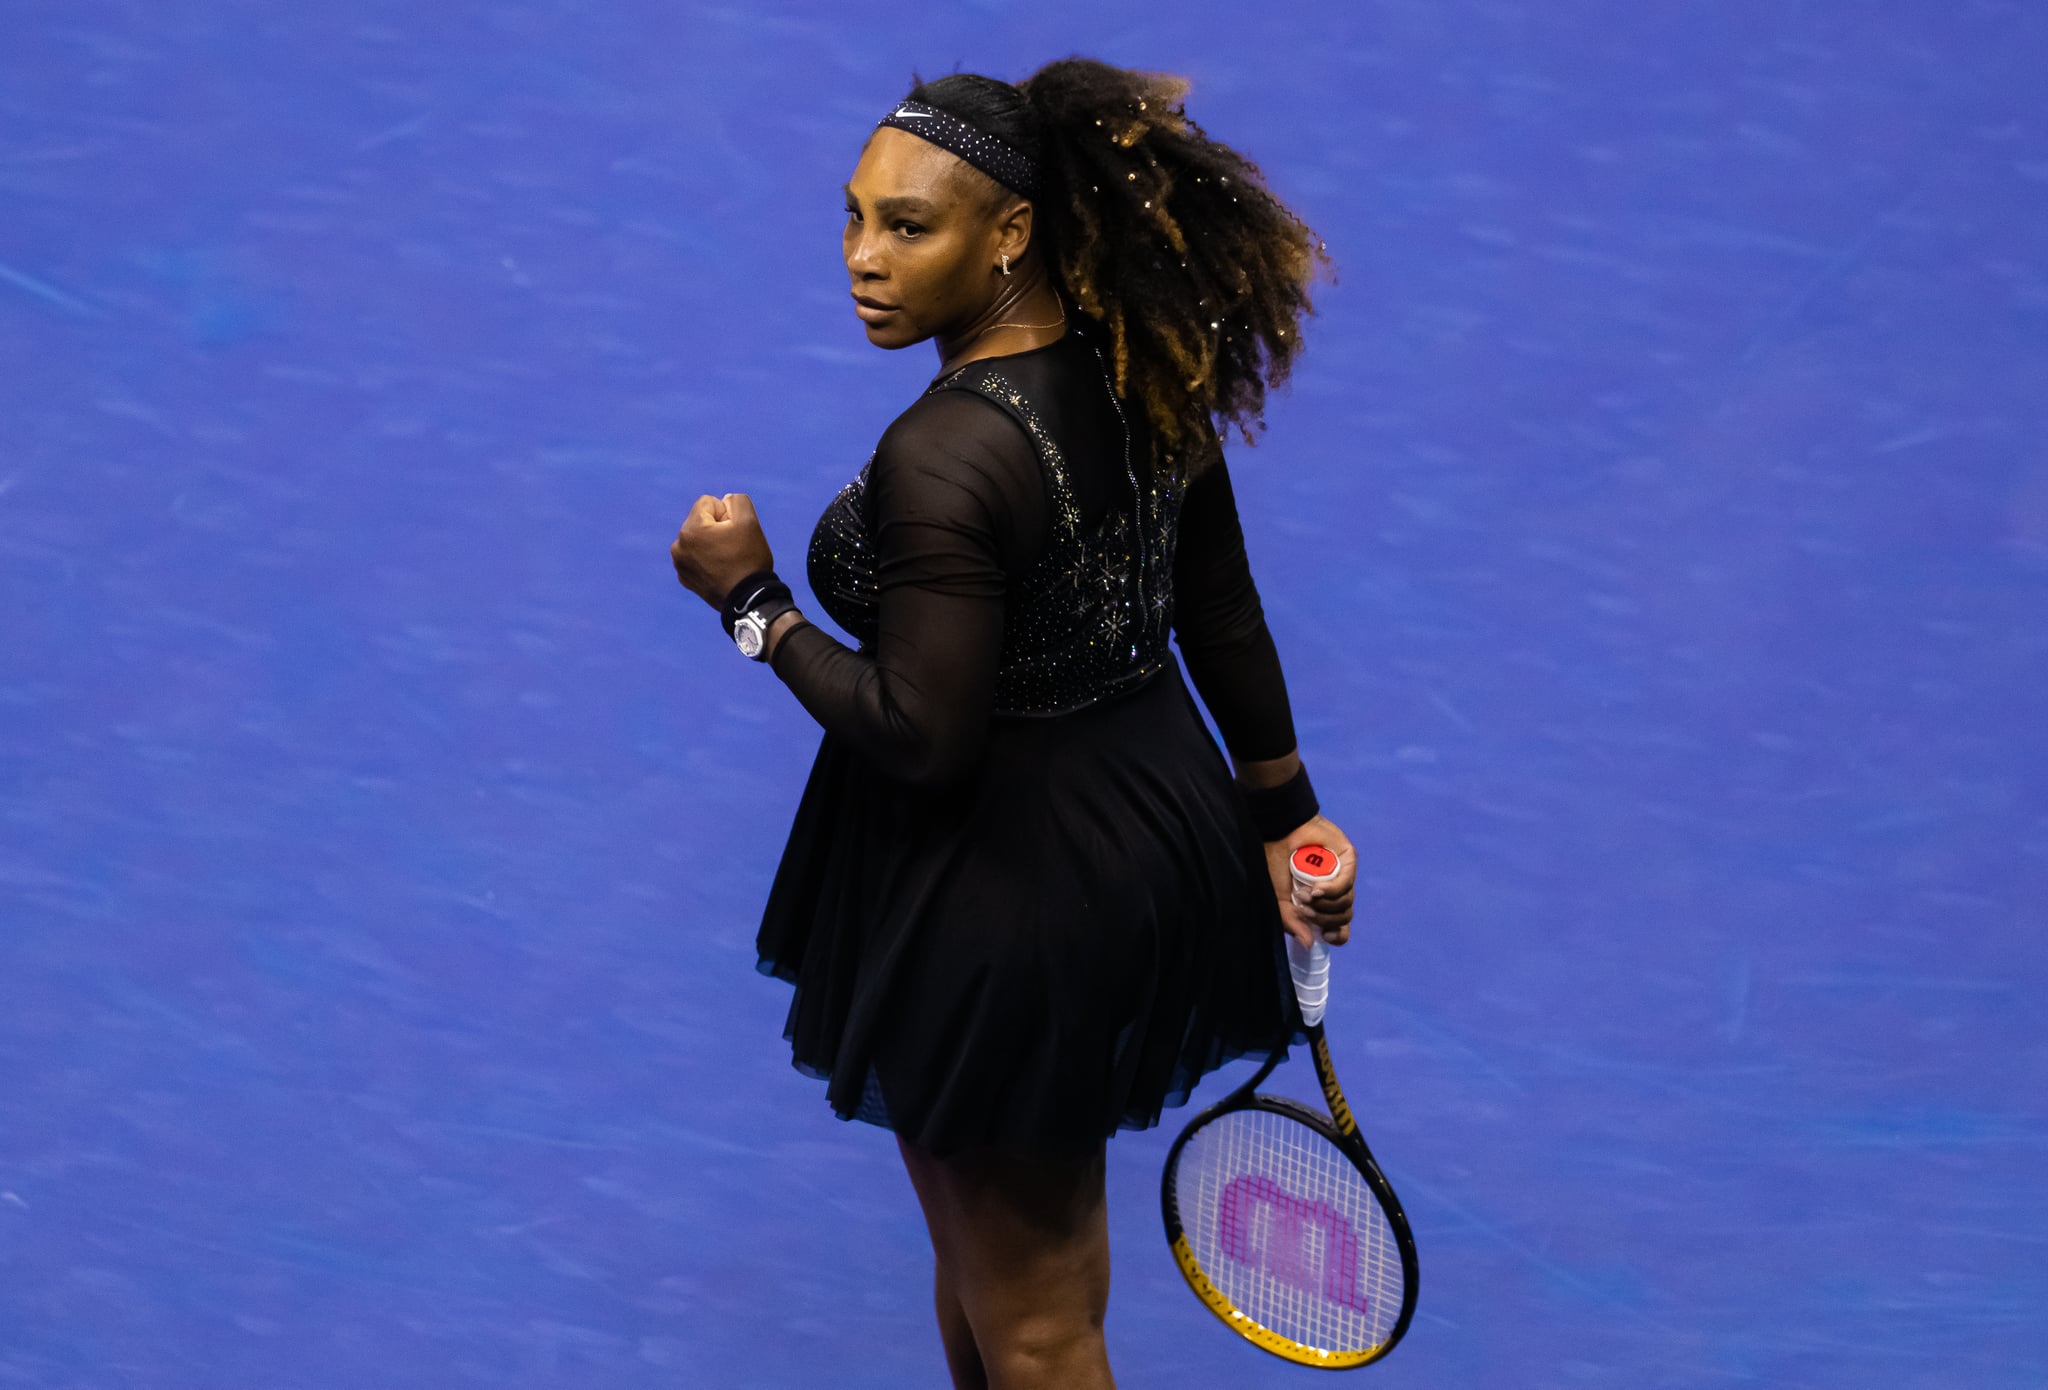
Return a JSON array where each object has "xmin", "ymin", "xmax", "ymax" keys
[{"xmin": 3, "ymin": 2, "xmax": 2044, "ymax": 1386}]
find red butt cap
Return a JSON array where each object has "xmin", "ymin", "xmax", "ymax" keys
[{"xmin": 1290, "ymin": 843, "xmax": 1340, "ymax": 883}]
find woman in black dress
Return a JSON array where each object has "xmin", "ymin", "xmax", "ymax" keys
[{"xmin": 671, "ymin": 58, "xmax": 1358, "ymax": 1389}]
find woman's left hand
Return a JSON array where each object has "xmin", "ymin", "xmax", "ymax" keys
[
  {"xmin": 671, "ymin": 493, "xmax": 775, "ymax": 610},
  {"xmin": 1264, "ymin": 814, "xmax": 1358, "ymax": 949}
]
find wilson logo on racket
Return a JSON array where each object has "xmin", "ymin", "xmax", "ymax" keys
[{"xmin": 1218, "ymin": 1175, "xmax": 1373, "ymax": 1314}]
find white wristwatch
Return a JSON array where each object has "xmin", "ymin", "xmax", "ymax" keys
[
  {"xmin": 732, "ymin": 599, "xmax": 796, "ymax": 661},
  {"xmin": 733, "ymin": 609, "xmax": 770, "ymax": 660}
]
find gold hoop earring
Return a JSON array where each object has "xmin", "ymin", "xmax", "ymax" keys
[{"xmin": 1000, "ymin": 253, "xmax": 1011, "ymax": 277}]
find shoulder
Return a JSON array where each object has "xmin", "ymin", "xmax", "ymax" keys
[
  {"xmin": 868, "ymin": 384, "xmax": 1048, "ymax": 537},
  {"xmin": 875, "ymin": 382, "xmax": 1038, "ymax": 485},
  {"xmin": 1181, "ymin": 416, "xmax": 1230, "ymax": 490},
  {"xmin": 883, "ymin": 381, "xmax": 1029, "ymax": 448}
]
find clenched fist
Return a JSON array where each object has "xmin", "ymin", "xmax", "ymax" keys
[{"xmin": 671, "ymin": 493, "xmax": 775, "ymax": 610}]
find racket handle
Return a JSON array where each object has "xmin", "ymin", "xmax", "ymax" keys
[
  {"xmin": 1285, "ymin": 843, "xmax": 1339, "ymax": 1025},
  {"xmin": 1284, "ymin": 934, "xmax": 1329, "ymax": 1025}
]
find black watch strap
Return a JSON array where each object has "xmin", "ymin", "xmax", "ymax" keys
[{"xmin": 746, "ymin": 594, "xmax": 798, "ymax": 630}]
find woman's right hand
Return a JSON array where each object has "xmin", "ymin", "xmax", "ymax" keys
[{"xmin": 1263, "ymin": 815, "xmax": 1357, "ymax": 948}]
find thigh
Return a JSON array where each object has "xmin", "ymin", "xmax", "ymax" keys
[{"xmin": 897, "ymin": 1136, "xmax": 1111, "ymax": 1325}]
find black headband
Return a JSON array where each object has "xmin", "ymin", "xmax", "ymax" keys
[{"xmin": 875, "ymin": 99, "xmax": 1041, "ymax": 201}]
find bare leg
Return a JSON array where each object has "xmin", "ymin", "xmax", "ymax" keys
[
  {"xmin": 933, "ymin": 1255, "xmax": 989, "ymax": 1390},
  {"xmin": 898, "ymin": 1133, "xmax": 1115, "ymax": 1390}
]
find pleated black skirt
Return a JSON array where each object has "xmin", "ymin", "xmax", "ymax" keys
[{"xmin": 755, "ymin": 653, "xmax": 1304, "ymax": 1158}]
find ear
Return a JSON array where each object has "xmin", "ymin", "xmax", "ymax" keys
[{"xmin": 992, "ymin": 196, "xmax": 1035, "ymax": 266}]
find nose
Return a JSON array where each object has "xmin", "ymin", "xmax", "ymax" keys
[{"xmin": 844, "ymin": 219, "xmax": 885, "ymax": 281}]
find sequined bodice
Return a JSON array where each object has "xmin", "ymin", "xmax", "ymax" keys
[{"xmin": 807, "ymin": 337, "xmax": 1187, "ymax": 716}]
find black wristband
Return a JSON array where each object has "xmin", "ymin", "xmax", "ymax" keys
[
  {"xmin": 1240, "ymin": 760, "xmax": 1319, "ymax": 842},
  {"xmin": 721, "ymin": 568, "xmax": 793, "ymax": 638}
]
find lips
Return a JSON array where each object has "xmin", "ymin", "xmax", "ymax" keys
[{"xmin": 852, "ymin": 292, "xmax": 899, "ymax": 323}]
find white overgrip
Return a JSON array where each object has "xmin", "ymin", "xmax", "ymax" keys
[
  {"xmin": 1284, "ymin": 934, "xmax": 1329, "ymax": 1026},
  {"xmin": 1286, "ymin": 844, "xmax": 1340, "ymax": 1025}
]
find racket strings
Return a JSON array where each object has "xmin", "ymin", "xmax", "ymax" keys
[{"xmin": 1176, "ymin": 1107, "xmax": 1402, "ymax": 1354}]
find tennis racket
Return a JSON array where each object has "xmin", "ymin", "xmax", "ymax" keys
[{"xmin": 1160, "ymin": 843, "xmax": 1419, "ymax": 1369}]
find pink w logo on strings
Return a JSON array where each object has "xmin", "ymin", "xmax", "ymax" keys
[{"xmin": 1217, "ymin": 1175, "xmax": 1371, "ymax": 1314}]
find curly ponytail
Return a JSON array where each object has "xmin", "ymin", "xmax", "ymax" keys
[{"xmin": 904, "ymin": 58, "xmax": 1331, "ymax": 474}]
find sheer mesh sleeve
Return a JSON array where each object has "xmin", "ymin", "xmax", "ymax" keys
[
  {"xmin": 769, "ymin": 391, "xmax": 1048, "ymax": 790},
  {"xmin": 1171, "ymin": 447, "xmax": 1302, "ymax": 763}
]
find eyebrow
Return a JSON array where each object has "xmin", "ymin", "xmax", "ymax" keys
[{"xmin": 843, "ymin": 184, "xmax": 940, "ymax": 219}]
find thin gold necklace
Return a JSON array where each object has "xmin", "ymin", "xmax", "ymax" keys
[
  {"xmin": 990, "ymin": 298, "xmax": 1067, "ymax": 332},
  {"xmin": 936, "ymin": 300, "xmax": 1068, "ymax": 380}
]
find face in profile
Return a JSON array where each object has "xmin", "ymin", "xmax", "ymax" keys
[{"xmin": 843, "ymin": 126, "xmax": 1012, "ymax": 350}]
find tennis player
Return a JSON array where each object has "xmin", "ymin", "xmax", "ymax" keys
[{"xmin": 671, "ymin": 57, "xmax": 1358, "ymax": 1389}]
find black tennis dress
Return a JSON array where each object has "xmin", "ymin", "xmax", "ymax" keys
[{"xmin": 756, "ymin": 314, "xmax": 1310, "ymax": 1157}]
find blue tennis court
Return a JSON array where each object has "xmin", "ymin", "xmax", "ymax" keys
[{"xmin": 3, "ymin": 2, "xmax": 2043, "ymax": 1385}]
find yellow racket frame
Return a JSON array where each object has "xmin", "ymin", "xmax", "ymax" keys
[
  {"xmin": 1168, "ymin": 1230, "xmax": 1384, "ymax": 1368},
  {"xmin": 1159, "ymin": 1023, "xmax": 1418, "ymax": 1370}
]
